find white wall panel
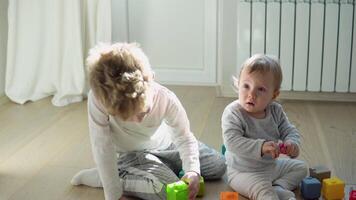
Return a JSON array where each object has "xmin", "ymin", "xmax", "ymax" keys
[
  {"xmin": 111, "ymin": 0, "xmax": 217, "ymax": 85},
  {"xmin": 265, "ymin": 2, "xmax": 280, "ymax": 57},
  {"xmin": 279, "ymin": 3, "xmax": 294, "ymax": 91},
  {"xmin": 293, "ymin": 3, "xmax": 309, "ymax": 91},
  {"xmin": 251, "ymin": 2, "xmax": 265, "ymax": 55},
  {"xmin": 236, "ymin": 1, "xmax": 251, "ymax": 74},
  {"xmin": 322, "ymin": 4, "xmax": 338, "ymax": 92},
  {"xmin": 307, "ymin": 3, "xmax": 324, "ymax": 92},
  {"xmin": 336, "ymin": 4, "xmax": 353, "ymax": 92},
  {"xmin": 112, "ymin": 0, "xmax": 129, "ymax": 42},
  {"xmin": 351, "ymin": 4, "xmax": 356, "ymax": 93}
]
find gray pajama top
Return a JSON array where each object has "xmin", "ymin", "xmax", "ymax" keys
[{"xmin": 221, "ymin": 100, "xmax": 300, "ymax": 172}]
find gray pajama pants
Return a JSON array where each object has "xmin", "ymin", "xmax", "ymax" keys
[
  {"xmin": 227, "ymin": 158, "xmax": 308, "ymax": 200},
  {"xmin": 117, "ymin": 141, "xmax": 226, "ymax": 200}
]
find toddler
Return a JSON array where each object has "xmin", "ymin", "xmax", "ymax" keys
[
  {"xmin": 221, "ymin": 54, "xmax": 308, "ymax": 200},
  {"xmin": 71, "ymin": 43, "xmax": 226, "ymax": 200}
]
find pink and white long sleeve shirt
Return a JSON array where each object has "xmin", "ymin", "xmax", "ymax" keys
[{"xmin": 87, "ymin": 82, "xmax": 200, "ymax": 200}]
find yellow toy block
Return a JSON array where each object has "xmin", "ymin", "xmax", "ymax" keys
[
  {"xmin": 322, "ymin": 177, "xmax": 345, "ymax": 200},
  {"xmin": 197, "ymin": 176, "xmax": 205, "ymax": 197}
]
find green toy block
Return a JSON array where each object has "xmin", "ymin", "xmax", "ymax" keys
[
  {"xmin": 166, "ymin": 180, "xmax": 188, "ymax": 200},
  {"xmin": 174, "ymin": 171, "xmax": 205, "ymax": 198}
]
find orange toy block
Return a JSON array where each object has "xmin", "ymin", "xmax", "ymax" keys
[
  {"xmin": 220, "ymin": 191, "xmax": 239, "ymax": 200},
  {"xmin": 322, "ymin": 177, "xmax": 345, "ymax": 200}
]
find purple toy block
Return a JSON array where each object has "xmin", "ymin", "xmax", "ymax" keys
[
  {"xmin": 309, "ymin": 165, "xmax": 331, "ymax": 184},
  {"xmin": 301, "ymin": 177, "xmax": 321, "ymax": 200}
]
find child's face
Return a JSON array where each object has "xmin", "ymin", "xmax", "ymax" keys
[
  {"xmin": 126, "ymin": 107, "xmax": 151, "ymax": 122},
  {"xmin": 125, "ymin": 85, "xmax": 154, "ymax": 123},
  {"xmin": 238, "ymin": 68, "xmax": 278, "ymax": 118}
]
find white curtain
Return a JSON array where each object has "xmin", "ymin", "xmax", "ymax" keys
[{"xmin": 6, "ymin": 0, "xmax": 111, "ymax": 106}]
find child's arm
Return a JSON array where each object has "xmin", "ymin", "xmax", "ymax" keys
[
  {"xmin": 88, "ymin": 92, "xmax": 123, "ymax": 200},
  {"xmin": 221, "ymin": 105, "xmax": 266, "ymax": 159},
  {"xmin": 164, "ymin": 91, "xmax": 200, "ymax": 198}
]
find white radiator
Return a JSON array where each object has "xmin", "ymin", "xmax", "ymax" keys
[{"xmin": 236, "ymin": 0, "xmax": 356, "ymax": 93}]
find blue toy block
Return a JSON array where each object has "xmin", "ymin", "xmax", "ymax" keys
[{"xmin": 301, "ymin": 177, "xmax": 321, "ymax": 199}]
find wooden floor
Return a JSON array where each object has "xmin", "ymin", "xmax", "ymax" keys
[{"xmin": 0, "ymin": 86, "xmax": 355, "ymax": 200}]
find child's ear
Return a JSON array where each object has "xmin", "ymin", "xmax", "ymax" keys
[{"xmin": 273, "ymin": 90, "xmax": 280, "ymax": 99}]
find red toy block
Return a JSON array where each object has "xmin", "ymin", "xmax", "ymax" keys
[
  {"xmin": 279, "ymin": 143, "xmax": 287, "ymax": 154},
  {"xmin": 350, "ymin": 189, "xmax": 356, "ymax": 200},
  {"xmin": 220, "ymin": 191, "xmax": 239, "ymax": 200}
]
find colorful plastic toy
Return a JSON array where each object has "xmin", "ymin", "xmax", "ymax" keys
[
  {"xmin": 220, "ymin": 191, "xmax": 239, "ymax": 200},
  {"xmin": 309, "ymin": 165, "xmax": 331, "ymax": 184},
  {"xmin": 350, "ymin": 187, "xmax": 356, "ymax": 200},
  {"xmin": 178, "ymin": 169, "xmax": 184, "ymax": 178},
  {"xmin": 301, "ymin": 177, "xmax": 321, "ymax": 199},
  {"xmin": 221, "ymin": 144, "xmax": 226, "ymax": 155},
  {"xmin": 322, "ymin": 177, "xmax": 345, "ymax": 200},
  {"xmin": 181, "ymin": 175, "xmax": 205, "ymax": 197},
  {"xmin": 278, "ymin": 143, "xmax": 287, "ymax": 154},
  {"xmin": 167, "ymin": 180, "xmax": 188, "ymax": 200},
  {"xmin": 170, "ymin": 172, "xmax": 205, "ymax": 198}
]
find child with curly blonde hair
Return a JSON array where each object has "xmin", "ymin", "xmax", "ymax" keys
[
  {"xmin": 71, "ymin": 43, "xmax": 226, "ymax": 200},
  {"xmin": 222, "ymin": 54, "xmax": 308, "ymax": 200}
]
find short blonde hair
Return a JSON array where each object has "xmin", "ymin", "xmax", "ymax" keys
[
  {"xmin": 236, "ymin": 54, "xmax": 282, "ymax": 91},
  {"xmin": 87, "ymin": 43, "xmax": 153, "ymax": 120}
]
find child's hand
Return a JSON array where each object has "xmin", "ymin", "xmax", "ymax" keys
[
  {"xmin": 182, "ymin": 171, "xmax": 200, "ymax": 200},
  {"xmin": 262, "ymin": 141, "xmax": 279, "ymax": 159},
  {"xmin": 284, "ymin": 140, "xmax": 299, "ymax": 158}
]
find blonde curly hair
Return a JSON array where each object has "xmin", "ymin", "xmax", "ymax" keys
[{"xmin": 87, "ymin": 43, "xmax": 154, "ymax": 120}]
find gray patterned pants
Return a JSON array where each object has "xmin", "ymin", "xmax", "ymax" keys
[{"xmin": 117, "ymin": 141, "xmax": 226, "ymax": 200}]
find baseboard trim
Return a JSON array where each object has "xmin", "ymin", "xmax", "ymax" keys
[
  {"xmin": 218, "ymin": 87, "xmax": 356, "ymax": 102},
  {"xmin": 0, "ymin": 95, "xmax": 10, "ymax": 106},
  {"xmin": 278, "ymin": 91, "xmax": 356, "ymax": 102}
]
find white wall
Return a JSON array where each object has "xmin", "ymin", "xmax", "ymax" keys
[
  {"xmin": 0, "ymin": 0, "xmax": 8, "ymax": 97},
  {"xmin": 217, "ymin": 0, "xmax": 238, "ymax": 97},
  {"xmin": 112, "ymin": 0, "xmax": 217, "ymax": 85}
]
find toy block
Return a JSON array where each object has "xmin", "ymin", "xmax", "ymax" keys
[
  {"xmin": 167, "ymin": 180, "xmax": 188, "ymax": 200},
  {"xmin": 197, "ymin": 176, "xmax": 205, "ymax": 197},
  {"xmin": 178, "ymin": 169, "xmax": 184, "ymax": 178},
  {"xmin": 322, "ymin": 177, "xmax": 345, "ymax": 200},
  {"xmin": 279, "ymin": 143, "xmax": 287, "ymax": 154},
  {"xmin": 350, "ymin": 188, "xmax": 356, "ymax": 200},
  {"xmin": 220, "ymin": 191, "xmax": 239, "ymax": 200},
  {"xmin": 222, "ymin": 144, "xmax": 226, "ymax": 156},
  {"xmin": 178, "ymin": 171, "xmax": 205, "ymax": 197},
  {"xmin": 301, "ymin": 177, "xmax": 321, "ymax": 199},
  {"xmin": 309, "ymin": 165, "xmax": 331, "ymax": 183}
]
